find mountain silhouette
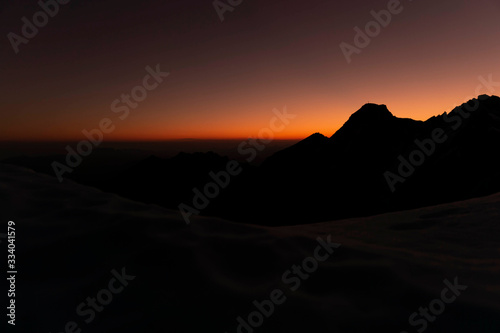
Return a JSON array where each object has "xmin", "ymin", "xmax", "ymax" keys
[
  {"xmin": 5, "ymin": 95, "xmax": 500, "ymax": 225},
  {"xmin": 211, "ymin": 95, "xmax": 500, "ymax": 224}
]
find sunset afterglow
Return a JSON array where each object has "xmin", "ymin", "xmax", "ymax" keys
[{"xmin": 2, "ymin": 0, "xmax": 500, "ymax": 141}]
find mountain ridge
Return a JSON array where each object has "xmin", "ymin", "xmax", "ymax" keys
[{"xmin": 4, "ymin": 95, "xmax": 500, "ymax": 226}]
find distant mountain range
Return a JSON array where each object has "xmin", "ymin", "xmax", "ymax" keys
[{"xmin": 5, "ymin": 95, "xmax": 500, "ymax": 225}]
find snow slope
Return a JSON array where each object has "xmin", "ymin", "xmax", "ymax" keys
[{"xmin": 1, "ymin": 163, "xmax": 499, "ymax": 333}]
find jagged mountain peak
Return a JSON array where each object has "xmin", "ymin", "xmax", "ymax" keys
[{"xmin": 347, "ymin": 103, "xmax": 394, "ymax": 124}]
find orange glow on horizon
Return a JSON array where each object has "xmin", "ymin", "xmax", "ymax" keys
[{"xmin": 0, "ymin": 92, "xmax": 495, "ymax": 143}]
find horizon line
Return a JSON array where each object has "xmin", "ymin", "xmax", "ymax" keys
[{"xmin": 0, "ymin": 137, "xmax": 309, "ymax": 143}]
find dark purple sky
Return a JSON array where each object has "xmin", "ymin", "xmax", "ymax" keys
[{"xmin": 2, "ymin": 0, "xmax": 500, "ymax": 140}]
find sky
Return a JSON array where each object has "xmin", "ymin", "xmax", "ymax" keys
[{"xmin": 1, "ymin": 0, "xmax": 500, "ymax": 141}]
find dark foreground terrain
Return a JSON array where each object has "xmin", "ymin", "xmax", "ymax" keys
[{"xmin": 2, "ymin": 163, "xmax": 499, "ymax": 333}]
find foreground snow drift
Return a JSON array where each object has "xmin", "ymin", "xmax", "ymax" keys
[{"xmin": 1, "ymin": 163, "xmax": 499, "ymax": 333}]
